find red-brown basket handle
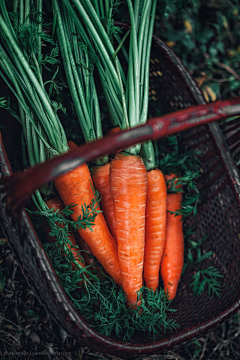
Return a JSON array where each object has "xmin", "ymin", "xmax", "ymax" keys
[{"xmin": 1, "ymin": 97, "xmax": 240, "ymax": 216}]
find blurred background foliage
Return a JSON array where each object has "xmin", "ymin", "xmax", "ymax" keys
[{"xmin": 117, "ymin": 0, "xmax": 240, "ymax": 102}]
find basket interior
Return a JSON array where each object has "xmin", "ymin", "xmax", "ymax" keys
[{"xmin": 0, "ymin": 37, "xmax": 240, "ymax": 347}]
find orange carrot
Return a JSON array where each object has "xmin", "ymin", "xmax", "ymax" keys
[
  {"xmin": 110, "ymin": 152, "xmax": 147, "ymax": 307},
  {"xmin": 91, "ymin": 163, "xmax": 117, "ymax": 243},
  {"xmin": 106, "ymin": 127, "xmax": 122, "ymax": 157},
  {"xmin": 43, "ymin": 196, "xmax": 85, "ymax": 271},
  {"xmin": 143, "ymin": 168, "xmax": 167, "ymax": 292},
  {"xmin": 160, "ymin": 174, "xmax": 184, "ymax": 300},
  {"xmin": 53, "ymin": 141, "xmax": 122, "ymax": 286}
]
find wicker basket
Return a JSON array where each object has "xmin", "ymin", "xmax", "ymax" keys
[{"xmin": 0, "ymin": 33, "xmax": 240, "ymax": 359}]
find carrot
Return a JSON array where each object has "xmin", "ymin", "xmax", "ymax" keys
[
  {"xmin": 43, "ymin": 196, "xmax": 85, "ymax": 271},
  {"xmin": 143, "ymin": 168, "xmax": 167, "ymax": 292},
  {"xmin": 160, "ymin": 174, "xmax": 184, "ymax": 300},
  {"xmin": 54, "ymin": 141, "xmax": 122, "ymax": 286},
  {"xmin": 110, "ymin": 152, "xmax": 147, "ymax": 307},
  {"xmin": 91, "ymin": 163, "xmax": 117, "ymax": 243},
  {"xmin": 106, "ymin": 127, "xmax": 122, "ymax": 157}
]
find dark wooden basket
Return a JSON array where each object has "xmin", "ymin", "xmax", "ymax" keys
[{"xmin": 0, "ymin": 33, "xmax": 240, "ymax": 359}]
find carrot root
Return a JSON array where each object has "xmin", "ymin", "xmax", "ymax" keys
[
  {"xmin": 110, "ymin": 152, "xmax": 147, "ymax": 307},
  {"xmin": 91, "ymin": 163, "xmax": 117, "ymax": 243},
  {"xmin": 160, "ymin": 174, "xmax": 184, "ymax": 300},
  {"xmin": 54, "ymin": 141, "xmax": 122, "ymax": 286},
  {"xmin": 143, "ymin": 169, "xmax": 167, "ymax": 292}
]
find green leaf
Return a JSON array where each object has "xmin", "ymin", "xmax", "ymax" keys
[
  {"xmin": 209, "ymin": 45, "xmax": 218, "ymax": 58},
  {"xmin": 195, "ymin": 250, "xmax": 213, "ymax": 263},
  {"xmin": 198, "ymin": 28, "xmax": 214, "ymax": 44},
  {"xmin": 187, "ymin": 249, "xmax": 194, "ymax": 262},
  {"xmin": 210, "ymin": 82, "xmax": 221, "ymax": 96},
  {"xmin": 216, "ymin": 41, "xmax": 225, "ymax": 54},
  {"xmin": 229, "ymin": 79, "xmax": 240, "ymax": 91}
]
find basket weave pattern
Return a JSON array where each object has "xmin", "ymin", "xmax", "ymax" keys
[{"xmin": 0, "ymin": 35, "xmax": 240, "ymax": 358}]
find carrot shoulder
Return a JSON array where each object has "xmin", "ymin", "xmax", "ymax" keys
[
  {"xmin": 91, "ymin": 163, "xmax": 117, "ymax": 243},
  {"xmin": 53, "ymin": 141, "xmax": 122, "ymax": 286},
  {"xmin": 110, "ymin": 152, "xmax": 147, "ymax": 307},
  {"xmin": 160, "ymin": 174, "xmax": 184, "ymax": 300},
  {"xmin": 143, "ymin": 168, "xmax": 167, "ymax": 292}
]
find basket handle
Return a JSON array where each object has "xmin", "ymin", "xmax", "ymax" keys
[{"xmin": 1, "ymin": 97, "xmax": 240, "ymax": 216}]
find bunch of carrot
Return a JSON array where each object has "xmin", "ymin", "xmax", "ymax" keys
[{"xmin": 43, "ymin": 135, "xmax": 184, "ymax": 306}]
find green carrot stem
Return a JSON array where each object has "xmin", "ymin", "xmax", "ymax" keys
[
  {"xmin": 56, "ymin": 28, "xmax": 90, "ymax": 142},
  {"xmin": 114, "ymin": 33, "xmax": 129, "ymax": 63},
  {"xmin": 126, "ymin": 0, "xmax": 139, "ymax": 127},
  {"xmin": 67, "ymin": 0, "xmax": 122, "ymax": 87},
  {"xmin": 25, "ymin": 114, "xmax": 36, "ymax": 166},
  {"xmin": 18, "ymin": 101, "xmax": 26, "ymax": 129},
  {"xmin": 24, "ymin": 0, "xmax": 30, "ymax": 23},
  {"xmin": 31, "ymin": 123, "xmax": 40, "ymax": 164},
  {"xmin": 113, "ymin": 29, "xmax": 130, "ymax": 61},
  {"xmin": 102, "ymin": 82, "xmax": 121, "ymax": 127},
  {"xmin": 137, "ymin": 0, "xmax": 151, "ymax": 74},
  {"xmin": 37, "ymin": 0, "xmax": 43, "ymax": 66},
  {"xmin": 38, "ymin": 123, "xmax": 46, "ymax": 163},
  {"xmin": 127, "ymin": 37, "xmax": 136, "ymax": 127},
  {"xmin": 61, "ymin": 0, "xmax": 121, "ymax": 104},
  {"xmin": 32, "ymin": 53, "xmax": 44, "ymax": 88},
  {"xmin": 105, "ymin": 0, "xmax": 110, "ymax": 18},
  {"xmin": 13, "ymin": 0, "xmax": 19, "ymax": 13},
  {"xmin": 78, "ymin": 45, "xmax": 88, "ymax": 97},
  {"xmin": 34, "ymin": 189, "xmax": 48, "ymax": 210},
  {"xmin": 141, "ymin": 141, "xmax": 156, "ymax": 171},
  {"xmin": 91, "ymin": 79, "xmax": 103, "ymax": 142},
  {"xmin": 140, "ymin": 0, "xmax": 157, "ymax": 125},
  {"xmin": 125, "ymin": 143, "xmax": 142, "ymax": 156},
  {"xmin": 78, "ymin": 0, "xmax": 126, "ymax": 86},
  {"xmin": 61, "ymin": 3, "xmax": 93, "ymax": 132},
  {"xmin": 92, "ymin": 0, "xmax": 100, "ymax": 17},
  {"xmin": 140, "ymin": 12, "xmax": 150, "ymax": 102},
  {"xmin": 134, "ymin": 0, "xmax": 141, "ymax": 32},
  {"xmin": 0, "ymin": 65, "xmax": 57, "ymax": 155},
  {"xmin": 99, "ymin": 0, "xmax": 104, "ymax": 18},
  {"xmin": 114, "ymin": 57, "xmax": 129, "ymax": 130},
  {"xmin": 54, "ymin": 0, "xmax": 95, "ymax": 142},
  {"xmin": 52, "ymin": 9, "xmax": 58, "ymax": 38},
  {"xmin": 0, "ymin": 1, "xmax": 17, "ymax": 41},
  {"xmin": 2, "ymin": 50, "xmax": 60, "ymax": 153},
  {"xmin": 19, "ymin": 0, "xmax": 24, "ymax": 25},
  {"xmin": 83, "ymin": 48, "xmax": 90, "ymax": 114},
  {"xmin": 68, "ymin": 21, "xmax": 85, "ymax": 91},
  {"xmin": 0, "ymin": 14, "xmax": 68, "ymax": 153},
  {"xmin": 31, "ymin": 193, "xmax": 42, "ymax": 211},
  {"xmin": 104, "ymin": 69, "xmax": 124, "ymax": 120}
]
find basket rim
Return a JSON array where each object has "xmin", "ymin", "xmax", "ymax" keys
[{"xmin": 0, "ymin": 28, "xmax": 240, "ymax": 358}]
